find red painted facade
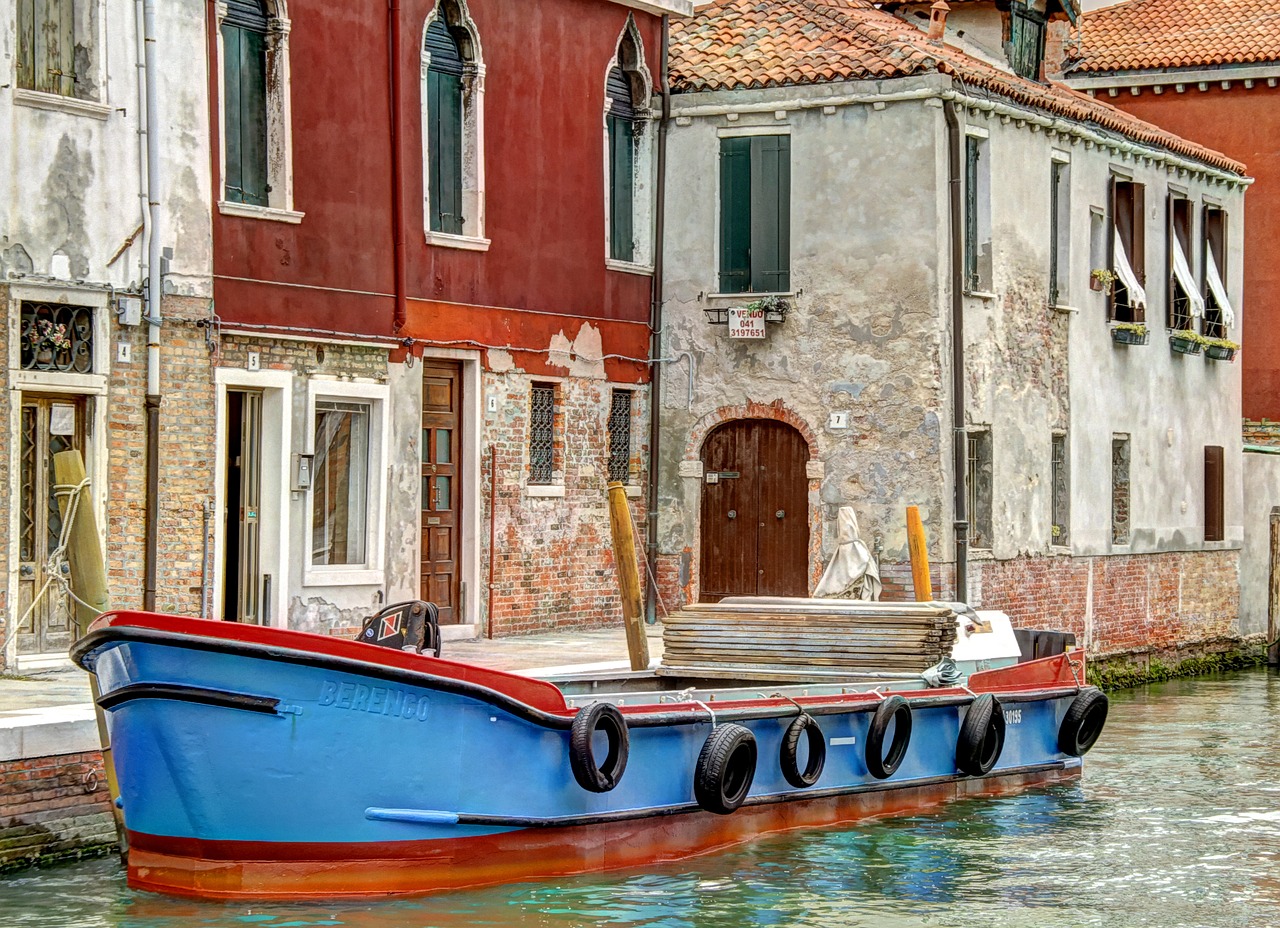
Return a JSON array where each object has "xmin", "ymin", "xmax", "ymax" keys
[
  {"xmin": 1099, "ymin": 84, "xmax": 1280, "ymax": 420},
  {"xmin": 208, "ymin": 0, "xmax": 664, "ymax": 383}
]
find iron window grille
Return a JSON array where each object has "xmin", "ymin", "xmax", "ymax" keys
[
  {"xmin": 607, "ymin": 390, "xmax": 633, "ymax": 483},
  {"xmin": 967, "ymin": 430, "xmax": 993, "ymax": 549},
  {"xmin": 528, "ymin": 383, "xmax": 556, "ymax": 485},
  {"xmin": 20, "ymin": 302, "xmax": 94, "ymax": 374},
  {"xmin": 1111, "ymin": 437, "xmax": 1131, "ymax": 545},
  {"xmin": 1051, "ymin": 433, "xmax": 1069, "ymax": 545}
]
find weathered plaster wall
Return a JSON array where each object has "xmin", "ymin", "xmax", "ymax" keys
[
  {"xmin": 1241, "ymin": 447, "xmax": 1280, "ymax": 639},
  {"xmin": 659, "ymin": 79, "xmax": 951, "ymax": 606}
]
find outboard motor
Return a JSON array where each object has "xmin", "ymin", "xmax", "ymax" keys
[{"xmin": 356, "ymin": 600, "xmax": 442, "ymax": 657}]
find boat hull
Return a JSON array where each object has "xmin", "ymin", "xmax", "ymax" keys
[{"xmin": 71, "ymin": 611, "xmax": 1098, "ymax": 900}]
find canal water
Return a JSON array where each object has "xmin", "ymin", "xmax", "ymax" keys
[{"xmin": 3, "ymin": 668, "xmax": 1278, "ymax": 928}]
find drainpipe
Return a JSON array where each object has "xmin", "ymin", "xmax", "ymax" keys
[
  {"xmin": 388, "ymin": 0, "xmax": 408, "ymax": 333},
  {"xmin": 644, "ymin": 15, "xmax": 670, "ymax": 625},
  {"xmin": 133, "ymin": 0, "xmax": 151, "ymax": 311},
  {"xmin": 944, "ymin": 100, "xmax": 968, "ymax": 602},
  {"xmin": 142, "ymin": 0, "xmax": 163, "ymax": 612}
]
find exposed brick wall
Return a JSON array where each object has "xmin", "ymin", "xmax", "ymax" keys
[
  {"xmin": 484, "ymin": 373, "xmax": 650, "ymax": 635},
  {"xmin": 969, "ymin": 550, "xmax": 1239, "ymax": 656},
  {"xmin": 0, "ymin": 750, "xmax": 116, "ymax": 870}
]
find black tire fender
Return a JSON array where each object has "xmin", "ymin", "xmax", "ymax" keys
[
  {"xmin": 1058, "ymin": 688, "xmax": 1109, "ymax": 756},
  {"xmin": 865, "ymin": 695, "xmax": 913, "ymax": 780},
  {"xmin": 569, "ymin": 702, "xmax": 629, "ymax": 793},
  {"xmin": 694, "ymin": 723, "xmax": 758, "ymax": 814},
  {"xmin": 956, "ymin": 693, "xmax": 1006, "ymax": 777},
  {"xmin": 779, "ymin": 713, "xmax": 826, "ymax": 788}
]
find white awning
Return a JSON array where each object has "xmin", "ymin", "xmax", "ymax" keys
[
  {"xmin": 1205, "ymin": 249, "xmax": 1236, "ymax": 327},
  {"xmin": 1113, "ymin": 229, "xmax": 1147, "ymax": 309},
  {"xmin": 1171, "ymin": 236, "xmax": 1206, "ymax": 318}
]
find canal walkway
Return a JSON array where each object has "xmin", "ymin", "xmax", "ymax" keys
[{"xmin": 0, "ymin": 623, "xmax": 665, "ymax": 757}]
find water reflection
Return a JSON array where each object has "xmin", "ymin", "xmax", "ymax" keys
[{"xmin": 3, "ymin": 669, "xmax": 1279, "ymax": 928}]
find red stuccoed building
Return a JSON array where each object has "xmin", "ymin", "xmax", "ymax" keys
[{"xmin": 205, "ymin": 0, "xmax": 689, "ymax": 638}]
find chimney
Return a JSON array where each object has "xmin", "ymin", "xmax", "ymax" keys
[{"xmin": 928, "ymin": 0, "xmax": 950, "ymax": 44}]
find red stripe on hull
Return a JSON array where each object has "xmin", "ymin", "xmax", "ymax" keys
[{"xmin": 126, "ymin": 766, "xmax": 1079, "ymax": 900}]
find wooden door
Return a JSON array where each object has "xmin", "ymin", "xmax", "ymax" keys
[
  {"xmin": 699, "ymin": 419, "xmax": 808, "ymax": 602},
  {"xmin": 421, "ymin": 362, "xmax": 463, "ymax": 623},
  {"xmin": 17, "ymin": 395, "xmax": 86, "ymax": 655},
  {"xmin": 222, "ymin": 389, "xmax": 262, "ymax": 623}
]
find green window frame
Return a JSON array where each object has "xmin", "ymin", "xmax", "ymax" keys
[
  {"xmin": 606, "ymin": 66, "xmax": 638, "ymax": 263},
  {"xmin": 426, "ymin": 16, "xmax": 465, "ymax": 236},
  {"xmin": 17, "ymin": 0, "xmax": 77, "ymax": 97},
  {"xmin": 718, "ymin": 135, "xmax": 790, "ymax": 294},
  {"xmin": 222, "ymin": 0, "xmax": 270, "ymax": 206}
]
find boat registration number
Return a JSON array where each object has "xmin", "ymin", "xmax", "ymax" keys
[{"xmin": 1003, "ymin": 708, "xmax": 1022, "ymax": 725}]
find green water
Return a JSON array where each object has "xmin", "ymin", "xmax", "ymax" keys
[{"xmin": 3, "ymin": 669, "xmax": 1279, "ymax": 928}]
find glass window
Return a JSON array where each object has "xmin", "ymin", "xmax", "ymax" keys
[{"xmin": 312, "ymin": 400, "xmax": 371, "ymax": 566}]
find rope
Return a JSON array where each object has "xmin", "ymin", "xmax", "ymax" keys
[
  {"xmin": 1, "ymin": 477, "xmax": 101, "ymax": 655},
  {"xmin": 625, "ymin": 499, "xmax": 671, "ymax": 620}
]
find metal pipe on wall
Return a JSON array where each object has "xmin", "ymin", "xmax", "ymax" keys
[
  {"xmin": 143, "ymin": 0, "xmax": 163, "ymax": 611},
  {"xmin": 944, "ymin": 100, "xmax": 969, "ymax": 602},
  {"xmin": 644, "ymin": 14, "xmax": 670, "ymax": 625},
  {"xmin": 388, "ymin": 0, "xmax": 408, "ymax": 333}
]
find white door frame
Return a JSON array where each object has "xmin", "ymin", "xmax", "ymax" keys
[{"xmin": 213, "ymin": 368, "xmax": 292, "ymax": 627}]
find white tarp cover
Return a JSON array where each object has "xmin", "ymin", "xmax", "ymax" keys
[
  {"xmin": 814, "ymin": 506, "xmax": 882, "ymax": 601},
  {"xmin": 1113, "ymin": 228, "xmax": 1147, "ymax": 309},
  {"xmin": 1171, "ymin": 235, "xmax": 1205, "ymax": 319},
  {"xmin": 1206, "ymin": 249, "xmax": 1237, "ymax": 327}
]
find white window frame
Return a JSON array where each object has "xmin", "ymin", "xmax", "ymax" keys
[
  {"xmin": 303, "ymin": 378, "xmax": 389, "ymax": 587},
  {"xmin": 214, "ymin": 0, "xmax": 303, "ymax": 223},
  {"xmin": 602, "ymin": 15, "xmax": 656, "ymax": 274},
  {"xmin": 421, "ymin": 0, "xmax": 488, "ymax": 251}
]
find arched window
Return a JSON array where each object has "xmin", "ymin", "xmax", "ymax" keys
[
  {"xmin": 422, "ymin": 0, "xmax": 486, "ymax": 246},
  {"xmin": 217, "ymin": 0, "xmax": 298, "ymax": 217},
  {"xmin": 604, "ymin": 19, "xmax": 653, "ymax": 269}
]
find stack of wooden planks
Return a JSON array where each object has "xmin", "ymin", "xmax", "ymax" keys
[{"xmin": 659, "ymin": 598, "xmax": 959, "ymax": 679}]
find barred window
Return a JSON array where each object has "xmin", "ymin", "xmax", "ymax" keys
[
  {"xmin": 20, "ymin": 302, "xmax": 94, "ymax": 374},
  {"xmin": 967, "ymin": 430, "xmax": 993, "ymax": 549},
  {"xmin": 1112, "ymin": 436, "xmax": 1130, "ymax": 545},
  {"xmin": 529, "ymin": 383, "xmax": 555, "ymax": 485},
  {"xmin": 1051, "ymin": 433, "xmax": 1069, "ymax": 546},
  {"xmin": 607, "ymin": 390, "xmax": 633, "ymax": 483}
]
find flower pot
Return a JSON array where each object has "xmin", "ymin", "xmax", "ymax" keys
[
  {"xmin": 1111, "ymin": 327, "xmax": 1148, "ymax": 346},
  {"xmin": 1205, "ymin": 344, "xmax": 1236, "ymax": 362},
  {"xmin": 1169, "ymin": 335, "xmax": 1201, "ymax": 356},
  {"xmin": 1090, "ymin": 277, "xmax": 1104, "ymax": 292}
]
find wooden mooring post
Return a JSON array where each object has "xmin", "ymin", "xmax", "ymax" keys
[
  {"xmin": 906, "ymin": 505, "xmax": 934, "ymax": 602},
  {"xmin": 607, "ymin": 482, "xmax": 650, "ymax": 672},
  {"xmin": 1269, "ymin": 507, "xmax": 1280, "ymax": 666},
  {"xmin": 52, "ymin": 449, "xmax": 127, "ymax": 854}
]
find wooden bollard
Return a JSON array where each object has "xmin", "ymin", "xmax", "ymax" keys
[
  {"xmin": 906, "ymin": 505, "xmax": 934, "ymax": 602},
  {"xmin": 52, "ymin": 450, "xmax": 126, "ymax": 854},
  {"xmin": 607, "ymin": 482, "xmax": 650, "ymax": 672}
]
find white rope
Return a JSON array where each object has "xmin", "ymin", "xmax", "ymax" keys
[
  {"xmin": 625, "ymin": 499, "xmax": 671, "ymax": 620},
  {"xmin": 1, "ymin": 477, "xmax": 100, "ymax": 655}
]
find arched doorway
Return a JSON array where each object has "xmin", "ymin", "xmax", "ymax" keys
[{"xmin": 699, "ymin": 419, "xmax": 809, "ymax": 601}]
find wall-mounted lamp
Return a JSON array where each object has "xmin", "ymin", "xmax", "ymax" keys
[{"xmin": 293, "ymin": 453, "xmax": 315, "ymax": 491}]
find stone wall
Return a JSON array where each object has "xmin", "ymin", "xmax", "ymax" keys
[{"xmin": 0, "ymin": 750, "xmax": 115, "ymax": 871}]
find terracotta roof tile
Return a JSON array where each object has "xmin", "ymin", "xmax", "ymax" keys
[
  {"xmin": 670, "ymin": 0, "xmax": 1245, "ymax": 174},
  {"xmin": 1068, "ymin": 0, "xmax": 1280, "ymax": 73}
]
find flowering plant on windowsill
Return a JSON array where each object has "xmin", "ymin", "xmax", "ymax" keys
[
  {"xmin": 1110, "ymin": 322, "xmax": 1148, "ymax": 346},
  {"xmin": 1203, "ymin": 336, "xmax": 1240, "ymax": 361},
  {"xmin": 31, "ymin": 319, "xmax": 71, "ymax": 351},
  {"xmin": 745, "ymin": 295, "xmax": 790, "ymax": 324},
  {"xmin": 1090, "ymin": 268, "xmax": 1117, "ymax": 293}
]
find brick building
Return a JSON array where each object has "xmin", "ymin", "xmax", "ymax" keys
[
  {"xmin": 655, "ymin": 0, "xmax": 1248, "ymax": 659},
  {"xmin": 1056, "ymin": 0, "xmax": 1280, "ymax": 643}
]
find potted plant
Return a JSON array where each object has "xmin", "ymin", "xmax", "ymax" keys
[
  {"xmin": 746, "ymin": 295, "xmax": 790, "ymax": 324},
  {"xmin": 1168, "ymin": 329, "xmax": 1203, "ymax": 356},
  {"xmin": 26, "ymin": 319, "xmax": 71, "ymax": 366},
  {"xmin": 1203, "ymin": 337, "xmax": 1239, "ymax": 362},
  {"xmin": 1090, "ymin": 269, "xmax": 1117, "ymax": 293},
  {"xmin": 1110, "ymin": 322, "xmax": 1148, "ymax": 346}
]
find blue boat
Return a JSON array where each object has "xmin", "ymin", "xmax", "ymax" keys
[{"xmin": 71, "ymin": 602, "xmax": 1107, "ymax": 899}]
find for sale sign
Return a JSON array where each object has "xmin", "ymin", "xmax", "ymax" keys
[{"xmin": 728, "ymin": 306, "xmax": 766, "ymax": 339}]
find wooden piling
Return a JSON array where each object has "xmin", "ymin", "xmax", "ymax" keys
[
  {"xmin": 52, "ymin": 450, "xmax": 126, "ymax": 854},
  {"xmin": 608, "ymin": 482, "xmax": 650, "ymax": 672},
  {"xmin": 906, "ymin": 505, "xmax": 934, "ymax": 602},
  {"xmin": 1269, "ymin": 507, "xmax": 1280, "ymax": 666}
]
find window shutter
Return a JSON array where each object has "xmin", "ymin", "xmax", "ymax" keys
[
  {"xmin": 608, "ymin": 116, "xmax": 635, "ymax": 262},
  {"xmin": 1205, "ymin": 445, "xmax": 1224, "ymax": 543},
  {"xmin": 1131, "ymin": 183, "xmax": 1146, "ymax": 325},
  {"xmin": 719, "ymin": 137, "xmax": 752, "ymax": 293},
  {"xmin": 1106, "ymin": 175, "xmax": 1117, "ymax": 320},
  {"xmin": 427, "ymin": 70, "xmax": 464, "ymax": 235},
  {"xmin": 750, "ymin": 135, "xmax": 790, "ymax": 293},
  {"xmin": 1049, "ymin": 163, "xmax": 1061, "ymax": 306},
  {"xmin": 425, "ymin": 17, "xmax": 464, "ymax": 76},
  {"xmin": 28, "ymin": 0, "xmax": 75, "ymax": 95},
  {"xmin": 225, "ymin": 0, "xmax": 268, "ymax": 30},
  {"xmin": 236, "ymin": 26, "xmax": 269, "ymax": 206},
  {"xmin": 607, "ymin": 66, "xmax": 634, "ymax": 118},
  {"xmin": 17, "ymin": 0, "xmax": 34, "ymax": 89},
  {"xmin": 965, "ymin": 138, "xmax": 980, "ymax": 291}
]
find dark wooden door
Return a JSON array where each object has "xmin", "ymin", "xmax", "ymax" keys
[
  {"xmin": 421, "ymin": 362, "xmax": 463, "ymax": 623},
  {"xmin": 699, "ymin": 420, "xmax": 809, "ymax": 601}
]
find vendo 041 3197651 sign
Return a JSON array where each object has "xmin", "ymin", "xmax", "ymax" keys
[{"xmin": 728, "ymin": 306, "xmax": 767, "ymax": 339}]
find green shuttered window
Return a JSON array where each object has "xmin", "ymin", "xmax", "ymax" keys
[
  {"xmin": 17, "ymin": 0, "xmax": 78, "ymax": 96},
  {"xmin": 426, "ymin": 17, "xmax": 465, "ymax": 235},
  {"xmin": 718, "ymin": 136, "xmax": 790, "ymax": 294},
  {"xmin": 607, "ymin": 65, "xmax": 637, "ymax": 263},
  {"xmin": 222, "ymin": 1, "xmax": 270, "ymax": 206}
]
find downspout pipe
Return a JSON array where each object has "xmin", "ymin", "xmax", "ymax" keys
[
  {"xmin": 388, "ymin": 0, "xmax": 408, "ymax": 333},
  {"xmin": 644, "ymin": 15, "xmax": 670, "ymax": 625},
  {"xmin": 143, "ymin": 0, "xmax": 163, "ymax": 611},
  {"xmin": 944, "ymin": 100, "xmax": 968, "ymax": 602}
]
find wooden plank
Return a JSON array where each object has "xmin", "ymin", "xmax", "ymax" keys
[
  {"xmin": 608, "ymin": 482, "xmax": 649, "ymax": 672},
  {"xmin": 907, "ymin": 505, "xmax": 933, "ymax": 601}
]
